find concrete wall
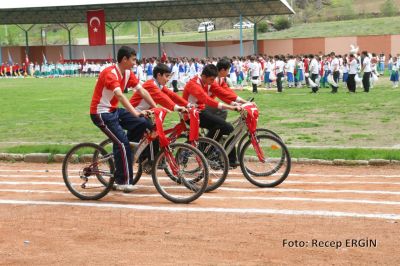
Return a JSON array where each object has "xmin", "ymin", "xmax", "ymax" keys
[{"xmin": 325, "ymin": 36, "xmax": 357, "ymax": 56}]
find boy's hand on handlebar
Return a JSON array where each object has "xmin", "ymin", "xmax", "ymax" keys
[
  {"xmin": 233, "ymin": 106, "xmax": 243, "ymax": 112},
  {"xmin": 176, "ymin": 106, "xmax": 188, "ymax": 113},
  {"xmin": 140, "ymin": 110, "xmax": 153, "ymax": 117}
]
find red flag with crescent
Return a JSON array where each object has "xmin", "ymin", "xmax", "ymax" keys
[{"xmin": 87, "ymin": 10, "xmax": 106, "ymax": 46}]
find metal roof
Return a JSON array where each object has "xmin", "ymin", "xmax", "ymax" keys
[{"xmin": 0, "ymin": 0, "xmax": 294, "ymax": 25}]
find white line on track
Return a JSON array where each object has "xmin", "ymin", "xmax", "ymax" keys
[
  {"xmin": 2, "ymin": 189, "xmax": 400, "ymax": 206},
  {"xmin": 0, "ymin": 199, "xmax": 399, "ymax": 220},
  {"xmin": 1, "ymin": 181, "xmax": 400, "ymax": 195},
  {"xmin": 1, "ymin": 170, "xmax": 400, "ymax": 178},
  {"xmin": 2, "ymin": 175, "xmax": 400, "ymax": 186}
]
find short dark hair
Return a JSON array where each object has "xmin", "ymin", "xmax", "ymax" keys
[
  {"xmin": 201, "ymin": 64, "xmax": 218, "ymax": 77},
  {"xmin": 216, "ymin": 58, "xmax": 231, "ymax": 71},
  {"xmin": 153, "ymin": 63, "xmax": 171, "ymax": 79},
  {"xmin": 117, "ymin": 46, "xmax": 136, "ymax": 63}
]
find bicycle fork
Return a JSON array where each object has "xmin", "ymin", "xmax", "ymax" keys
[{"xmin": 250, "ymin": 134, "xmax": 266, "ymax": 163}]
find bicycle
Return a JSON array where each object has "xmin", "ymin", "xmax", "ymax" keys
[
  {"xmin": 62, "ymin": 108, "xmax": 209, "ymax": 204},
  {"xmin": 202, "ymin": 102, "xmax": 291, "ymax": 187},
  {"xmin": 99, "ymin": 107, "xmax": 229, "ymax": 193}
]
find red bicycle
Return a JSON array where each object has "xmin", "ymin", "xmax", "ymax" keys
[{"xmin": 62, "ymin": 108, "xmax": 209, "ymax": 203}]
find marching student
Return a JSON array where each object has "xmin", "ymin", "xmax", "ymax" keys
[
  {"xmin": 342, "ymin": 57, "xmax": 349, "ymax": 84},
  {"xmin": 330, "ymin": 52, "xmax": 340, "ymax": 93},
  {"xmin": 360, "ymin": 51, "xmax": 372, "ymax": 93},
  {"xmin": 170, "ymin": 60, "xmax": 179, "ymax": 92},
  {"xmin": 390, "ymin": 56, "xmax": 399, "ymax": 88},
  {"xmin": 388, "ymin": 54, "xmax": 393, "ymax": 72},
  {"xmin": 263, "ymin": 57, "xmax": 272, "ymax": 89},
  {"xmin": 286, "ymin": 55, "xmax": 295, "ymax": 88},
  {"xmin": 296, "ymin": 56, "xmax": 304, "ymax": 87},
  {"xmin": 275, "ymin": 55, "xmax": 285, "ymax": 93},
  {"xmin": 347, "ymin": 54, "xmax": 358, "ymax": 93},
  {"xmin": 309, "ymin": 54, "xmax": 319, "ymax": 93},
  {"xmin": 379, "ymin": 52, "xmax": 385, "ymax": 75},
  {"xmin": 248, "ymin": 56, "xmax": 260, "ymax": 93}
]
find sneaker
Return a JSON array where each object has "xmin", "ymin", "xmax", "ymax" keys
[
  {"xmin": 113, "ymin": 184, "xmax": 136, "ymax": 193},
  {"xmin": 229, "ymin": 161, "xmax": 240, "ymax": 169}
]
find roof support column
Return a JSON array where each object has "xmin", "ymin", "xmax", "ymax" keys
[
  {"xmin": 148, "ymin": 20, "xmax": 168, "ymax": 58},
  {"xmin": 205, "ymin": 26, "xmax": 209, "ymax": 58},
  {"xmin": 106, "ymin": 22, "xmax": 123, "ymax": 61},
  {"xmin": 239, "ymin": 14, "xmax": 243, "ymax": 57},
  {"xmin": 246, "ymin": 16, "xmax": 265, "ymax": 56},
  {"xmin": 59, "ymin": 24, "xmax": 77, "ymax": 60},
  {"xmin": 253, "ymin": 22, "xmax": 258, "ymax": 55},
  {"xmin": 16, "ymin": 24, "xmax": 35, "ymax": 59},
  {"xmin": 157, "ymin": 27, "xmax": 161, "ymax": 58},
  {"xmin": 137, "ymin": 17, "xmax": 142, "ymax": 60}
]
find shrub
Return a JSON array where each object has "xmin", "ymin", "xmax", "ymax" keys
[{"xmin": 274, "ymin": 16, "xmax": 292, "ymax": 31}]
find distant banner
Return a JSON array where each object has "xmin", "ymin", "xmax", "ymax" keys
[{"xmin": 87, "ymin": 10, "xmax": 106, "ymax": 46}]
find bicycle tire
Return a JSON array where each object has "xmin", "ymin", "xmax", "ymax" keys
[
  {"xmin": 165, "ymin": 136, "xmax": 229, "ymax": 192},
  {"xmin": 152, "ymin": 142, "xmax": 209, "ymax": 204},
  {"xmin": 62, "ymin": 142, "xmax": 115, "ymax": 200},
  {"xmin": 237, "ymin": 128, "xmax": 282, "ymax": 157},
  {"xmin": 239, "ymin": 134, "xmax": 291, "ymax": 187}
]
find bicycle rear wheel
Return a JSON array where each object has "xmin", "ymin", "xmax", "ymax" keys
[
  {"xmin": 62, "ymin": 142, "xmax": 115, "ymax": 200},
  {"xmin": 239, "ymin": 135, "xmax": 291, "ymax": 187},
  {"xmin": 98, "ymin": 138, "xmax": 143, "ymax": 186},
  {"xmin": 152, "ymin": 143, "xmax": 209, "ymax": 204}
]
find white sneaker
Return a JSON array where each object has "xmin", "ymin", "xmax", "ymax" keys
[{"xmin": 113, "ymin": 184, "xmax": 136, "ymax": 193}]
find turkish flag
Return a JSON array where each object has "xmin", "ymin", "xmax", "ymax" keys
[{"xmin": 87, "ymin": 10, "xmax": 106, "ymax": 46}]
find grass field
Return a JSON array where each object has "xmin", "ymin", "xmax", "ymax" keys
[{"xmin": 0, "ymin": 77, "xmax": 399, "ymax": 159}]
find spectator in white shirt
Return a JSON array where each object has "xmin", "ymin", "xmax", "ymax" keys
[
  {"xmin": 171, "ymin": 60, "xmax": 179, "ymax": 92},
  {"xmin": 308, "ymin": 54, "xmax": 319, "ymax": 93},
  {"xmin": 330, "ymin": 52, "xmax": 340, "ymax": 93},
  {"xmin": 347, "ymin": 54, "xmax": 358, "ymax": 93},
  {"xmin": 275, "ymin": 55, "xmax": 285, "ymax": 93},
  {"xmin": 248, "ymin": 56, "xmax": 260, "ymax": 93},
  {"xmin": 361, "ymin": 51, "xmax": 371, "ymax": 92}
]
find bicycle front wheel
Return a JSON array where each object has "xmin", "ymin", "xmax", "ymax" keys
[
  {"xmin": 239, "ymin": 135, "xmax": 291, "ymax": 187},
  {"xmin": 152, "ymin": 143, "xmax": 209, "ymax": 204},
  {"xmin": 62, "ymin": 142, "xmax": 115, "ymax": 200}
]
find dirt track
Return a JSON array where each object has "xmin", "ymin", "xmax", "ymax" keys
[{"xmin": 0, "ymin": 162, "xmax": 399, "ymax": 265}]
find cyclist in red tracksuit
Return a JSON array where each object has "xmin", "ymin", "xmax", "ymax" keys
[
  {"xmin": 90, "ymin": 46, "xmax": 157, "ymax": 192},
  {"xmin": 205, "ymin": 58, "xmax": 248, "ymax": 120},
  {"xmin": 183, "ymin": 64, "xmax": 242, "ymax": 167},
  {"xmin": 130, "ymin": 63, "xmax": 188, "ymax": 171}
]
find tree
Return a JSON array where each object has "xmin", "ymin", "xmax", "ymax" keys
[
  {"xmin": 380, "ymin": 0, "xmax": 398, "ymax": 17},
  {"xmin": 257, "ymin": 21, "xmax": 269, "ymax": 33}
]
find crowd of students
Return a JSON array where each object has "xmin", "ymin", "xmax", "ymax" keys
[
  {"xmin": 0, "ymin": 61, "xmax": 113, "ymax": 78},
  {"xmin": 2, "ymin": 51, "xmax": 397, "ymax": 91}
]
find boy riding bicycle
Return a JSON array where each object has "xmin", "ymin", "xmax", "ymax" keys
[
  {"xmin": 183, "ymin": 64, "xmax": 242, "ymax": 168},
  {"xmin": 90, "ymin": 46, "xmax": 157, "ymax": 193},
  {"xmin": 205, "ymin": 58, "xmax": 249, "ymax": 120},
  {"xmin": 130, "ymin": 63, "xmax": 189, "ymax": 172}
]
